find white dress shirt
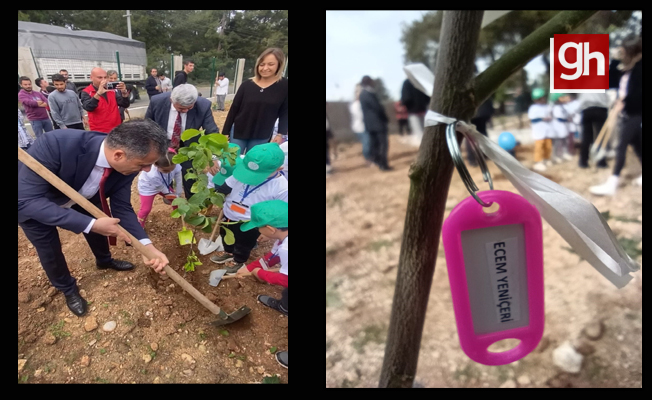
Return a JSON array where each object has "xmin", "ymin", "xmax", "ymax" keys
[
  {"xmin": 216, "ymin": 77, "xmax": 229, "ymax": 95},
  {"xmin": 166, "ymin": 104, "xmax": 188, "ymax": 140},
  {"xmin": 61, "ymin": 140, "xmax": 152, "ymax": 245}
]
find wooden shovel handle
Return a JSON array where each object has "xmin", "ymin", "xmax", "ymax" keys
[
  {"xmin": 18, "ymin": 147, "xmax": 223, "ymax": 316},
  {"xmin": 208, "ymin": 208, "xmax": 224, "ymax": 242}
]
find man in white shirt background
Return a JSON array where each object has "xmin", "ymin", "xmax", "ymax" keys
[{"xmin": 215, "ymin": 72, "xmax": 229, "ymax": 111}]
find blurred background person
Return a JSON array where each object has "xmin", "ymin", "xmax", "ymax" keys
[
  {"xmin": 360, "ymin": 75, "xmax": 391, "ymax": 171},
  {"xmin": 514, "ymin": 86, "xmax": 532, "ymax": 130},
  {"xmin": 394, "ymin": 99, "xmax": 411, "ymax": 136},
  {"xmin": 466, "ymin": 95, "xmax": 494, "ymax": 167},
  {"xmin": 590, "ymin": 35, "xmax": 642, "ymax": 195},
  {"xmin": 576, "ymin": 92, "xmax": 610, "ymax": 168},
  {"xmin": 401, "ymin": 77, "xmax": 430, "ymax": 142},
  {"xmin": 349, "ymin": 84, "xmax": 371, "ymax": 166},
  {"xmin": 107, "ymin": 70, "xmax": 129, "ymax": 122},
  {"xmin": 326, "ymin": 111, "xmax": 333, "ymax": 175}
]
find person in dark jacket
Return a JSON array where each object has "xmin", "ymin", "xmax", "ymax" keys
[
  {"xmin": 360, "ymin": 76, "xmax": 391, "ymax": 171},
  {"xmin": 145, "ymin": 68, "xmax": 162, "ymax": 99},
  {"xmin": 466, "ymin": 95, "xmax": 495, "ymax": 166},
  {"xmin": 400, "ymin": 78, "xmax": 430, "ymax": 138},
  {"xmin": 173, "ymin": 60, "xmax": 195, "ymax": 88},
  {"xmin": 590, "ymin": 36, "xmax": 642, "ymax": 196}
]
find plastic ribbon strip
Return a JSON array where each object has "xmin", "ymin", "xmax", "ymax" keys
[{"xmin": 425, "ymin": 111, "xmax": 640, "ymax": 288}]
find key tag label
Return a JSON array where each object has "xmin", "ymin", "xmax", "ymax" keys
[{"xmin": 442, "ymin": 190, "xmax": 544, "ymax": 365}]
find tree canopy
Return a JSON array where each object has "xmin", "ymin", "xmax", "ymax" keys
[
  {"xmin": 18, "ymin": 10, "xmax": 288, "ymax": 83},
  {"xmin": 400, "ymin": 10, "xmax": 636, "ymax": 101}
]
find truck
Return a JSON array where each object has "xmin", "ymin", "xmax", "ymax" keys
[{"xmin": 18, "ymin": 21, "xmax": 145, "ymax": 103}]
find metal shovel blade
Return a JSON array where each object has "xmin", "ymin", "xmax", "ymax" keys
[
  {"xmin": 198, "ymin": 236, "xmax": 223, "ymax": 255},
  {"xmin": 211, "ymin": 306, "xmax": 252, "ymax": 327},
  {"xmin": 209, "ymin": 269, "xmax": 227, "ymax": 286}
]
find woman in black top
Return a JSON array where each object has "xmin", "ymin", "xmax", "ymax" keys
[
  {"xmin": 589, "ymin": 36, "xmax": 642, "ymax": 195},
  {"xmin": 222, "ymin": 48, "xmax": 288, "ymax": 153}
]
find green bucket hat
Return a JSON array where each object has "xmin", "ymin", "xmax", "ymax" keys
[
  {"xmin": 549, "ymin": 92, "xmax": 566, "ymax": 103},
  {"xmin": 241, "ymin": 200, "xmax": 288, "ymax": 232},
  {"xmin": 212, "ymin": 143, "xmax": 242, "ymax": 186},
  {"xmin": 531, "ymin": 88, "xmax": 546, "ymax": 100},
  {"xmin": 232, "ymin": 143, "xmax": 285, "ymax": 185}
]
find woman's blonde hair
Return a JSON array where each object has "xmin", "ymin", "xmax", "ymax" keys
[{"xmin": 253, "ymin": 47, "xmax": 285, "ymax": 82}]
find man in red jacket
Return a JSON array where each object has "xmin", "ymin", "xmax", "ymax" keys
[{"xmin": 81, "ymin": 68, "xmax": 130, "ymax": 133}]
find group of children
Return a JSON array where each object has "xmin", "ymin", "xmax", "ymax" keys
[
  {"xmin": 528, "ymin": 89, "xmax": 579, "ymax": 172},
  {"xmin": 135, "ymin": 140, "xmax": 289, "ymax": 367}
]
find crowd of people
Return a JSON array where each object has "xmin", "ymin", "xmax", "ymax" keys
[
  {"xmin": 18, "ymin": 47, "xmax": 289, "ymax": 370},
  {"xmin": 328, "ymin": 36, "xmax": 641, "ymax": 199}
]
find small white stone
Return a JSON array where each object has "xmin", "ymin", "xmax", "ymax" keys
[
  {"xmin": 103, "ymin": 321, "xmax": 117, "ymax": 332},
  {"xmin": 552, "ymin": 341, "xmax": 583, "ymax": 373},
  {"xmin": 88, "ymin": 339, "xmax": 97, "ymax": 346},
  {"xmin": 517, "ymin": 375, "xmax": 531, "ymax": 386}
]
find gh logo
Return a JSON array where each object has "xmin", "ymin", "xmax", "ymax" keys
[
  {"xmin": 558, "ymin": 42, "xmax": 605, "ymax": 80},
  {"xmin": 551, "ymin": 34, "xmax": 609, "ymax": 93}
]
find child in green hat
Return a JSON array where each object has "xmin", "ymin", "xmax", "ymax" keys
[
  {"xmin": 209, "ymin": 143, "xmax": 243, "ymax": 188},
  {"xmin": 210, "ymin": 143, "xmax": 288, "ymax": 274},
  {"xmin": 236, "ymin": 199, "xmax": 288, "ymax": 288}
]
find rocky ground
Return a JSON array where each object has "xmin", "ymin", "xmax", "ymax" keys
[{"xmin": 326, "ymin": 125, "xmax": 642, "ymax": 388}]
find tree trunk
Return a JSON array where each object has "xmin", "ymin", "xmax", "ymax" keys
[
  {"xmin": 378, "ymin": 10, "xmax": 484, "ymax": 388},
  {"xmin": 377, "ymin": 9, "xmax": 598, "ymax": 389}
]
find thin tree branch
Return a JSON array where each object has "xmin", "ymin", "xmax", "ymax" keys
[{"xmin": 473, "ymin": 10, "xmax": 598, "ymax": 106}]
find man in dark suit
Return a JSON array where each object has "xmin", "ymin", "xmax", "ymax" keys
[
  {"xmin": 144, "ymin": 84, "xmax": 220, "ymax": 198},
  {"xmin": 145, "ymin": 68, "xmax": 162, "ymax": 100},
  {"xmin": 359, "ymin": 76, "xmax": 392, "ymax": 171},
  {"xmin": 18, "ymin": 120, "xmax": 171, "ymax": 317}
]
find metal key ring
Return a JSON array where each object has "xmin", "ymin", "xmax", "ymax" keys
[{"xmin": 445, "ymin": 121, "xmax": 493, "ymax": 207}]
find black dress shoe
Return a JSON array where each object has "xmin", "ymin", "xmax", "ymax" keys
[
  {"xmin": 96, "ymin": 259, "xmax": 135, "ymax": 271},
  {"xmin": 65, "ymin": 292, "xmax": 88, "ymax": 317}
]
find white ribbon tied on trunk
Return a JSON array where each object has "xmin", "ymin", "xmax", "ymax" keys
[{"xmin": 425, "ymin": 111, "xmax": 640, "ymax": 288}]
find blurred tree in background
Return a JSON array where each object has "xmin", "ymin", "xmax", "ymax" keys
[
  {"xmin": 400, "ymin": 10, "xmax": 637, "ymax": 114},
  {"xmin": 18, "ymin": 10, "xmax": 288, "ymax": 85}
]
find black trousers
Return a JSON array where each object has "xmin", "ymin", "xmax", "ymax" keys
[
  {"xmin": 580, "ymin": 107, "xmax": 608, "ymax": 167},
  {"xmin": 367, "ymin": 129, "xmax": 389, "ymax": 169},
  {"xmin": 220, "ymin": 218, "xmax": 261, "ymax": 263},
  {"xmin": 398, "ymin": 119, "xmax": 410, "ymax": 135},
  {"xmin": 18, "ymin": 203, "xmax": 112, "ymax": 296},
  {"xmin": 613, "ymin": 114, "xmax": 643, "ymax": 176},
  {"xmin": 66, "ymin": 122, "xmax": 85, "ymax": 130}
]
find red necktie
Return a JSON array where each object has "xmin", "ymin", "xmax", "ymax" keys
[
  {"xmin": 171, "ymin": 112, "xmax": 182, "ymax": 149},
  {"xmin": 99, "ymin": 167, "xmax": 116, "ymax": 246}
]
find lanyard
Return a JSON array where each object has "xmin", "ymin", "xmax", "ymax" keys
[
  {"xmin": 240, "ymin": 176, "xmax": 275, "ymax": 203},
  {"xmin": 159, "ymin": 171, "xmax": 173, "ymax": 193},
  {"xmin": 272, "ymin": 236, "xmax": 287, "ymax": 259}
]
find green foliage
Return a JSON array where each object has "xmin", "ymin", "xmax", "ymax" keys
[
  {"xmin": 18, "ymin": 10, "xmax": 288, "ymax": 84},
  {"xmin": 269, "ymin": 346, "xmax": 277, "ymax": 354},
  {"xmin": 220, "ymin": 329, "xmax": 229, "ymax": 336},
  {"xmin": 222, "ymin": 227, "xmax": 235, "ymax": 245},
  {"xmin": 183, "ymin": 250, "xmax": 202, "ymax": 272},
  {"xmin": 262, "ymin": 375, "xmax": 281, "ymax": 384},
  {"xmin": 401, "ymin": 10, "xmax": 634, "ymax": 78}
]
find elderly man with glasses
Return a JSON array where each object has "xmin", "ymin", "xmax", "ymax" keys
[{"xmin": 144, "ymin": 84, "xmax": 220, "ymax": 198}]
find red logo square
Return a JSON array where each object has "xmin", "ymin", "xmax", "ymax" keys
[{"xmin": 552, "ymin": 34, "xmax": 609, "ymax": 92}]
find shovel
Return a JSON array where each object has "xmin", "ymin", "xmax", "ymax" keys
[
  {"xmin": 209, "ymin": 269, "xmax": 249, "ymax": 286},
  {"xmin": 18, "ymin": 147, "xmax": 250, "ymax": 327},
  {"xmin": 198, "ymin": 208, "xmax": 224, "ymax": 255},
  {"xmin": 590, "ymin": 104, "xmax": 619, "ymax": 164},
  {"xmin": 178, "ymin": 216, "xmax": 195, "ymax": 245}
]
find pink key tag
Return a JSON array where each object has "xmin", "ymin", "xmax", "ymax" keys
[{"xmin": 442, "ymin": 190, "xmax": 544, "ymax": 365}]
